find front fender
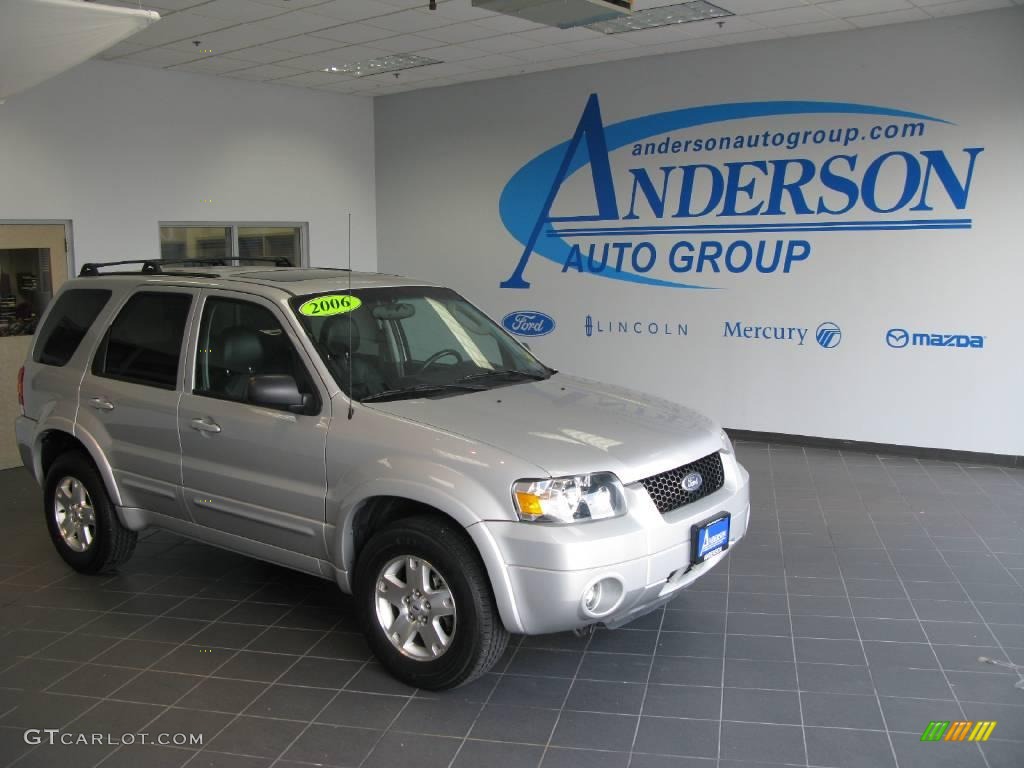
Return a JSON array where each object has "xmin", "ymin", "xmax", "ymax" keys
[{"xmin": 329, "ymin": 464, "xmax": 525, "ymax": 633}]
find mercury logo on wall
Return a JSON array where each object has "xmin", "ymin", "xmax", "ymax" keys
[{"xmin": 498, "ymin": 94, "xmax": 984, "ymax": 291}]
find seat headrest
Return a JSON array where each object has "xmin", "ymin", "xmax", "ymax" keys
[
  {"xmin": 321, "ymin": 315, "xmax": 361, "ymax": 357},
  {"xmin": 220, "ymin": 326, "xmax": 263, "ymax": 371}
]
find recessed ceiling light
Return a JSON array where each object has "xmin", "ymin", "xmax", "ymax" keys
[
  {"xmin": 322, "ymin": 54, "xmax": 441, "ymax": 77},
  {"xmin": 587, "ymin": 0, "xmax": 732, "ymax": 33}
]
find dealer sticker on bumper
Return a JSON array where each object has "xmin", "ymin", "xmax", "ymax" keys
[{"xmin": 692, "ymin": 513, "xmax": 731, "ymax": 564}]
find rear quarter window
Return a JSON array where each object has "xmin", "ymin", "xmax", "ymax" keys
[{"xmin": 33, "ymin": 289, "xmax": 112, "ymax": 367}]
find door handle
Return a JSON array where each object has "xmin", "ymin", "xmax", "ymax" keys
[
  {"xmin": 88, "ymin": 397, "xmax": 115, "ymax": 411},
  {"xmin": 190, "ymin": 418, "xmax": 222, "ymax": 434}
]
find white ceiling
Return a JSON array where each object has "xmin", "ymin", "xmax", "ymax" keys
[{"xmin": 95, "ymin": 0, "xmax": 1018, "ymax": 96}]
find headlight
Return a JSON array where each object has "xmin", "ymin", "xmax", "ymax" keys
[
  {"xmin": 719, "ymin": 429, "xmax": 734, "ymax": 455},
  {"xmin": 512, "ymin": 472, "xmax": 627, "ymax": 524}
]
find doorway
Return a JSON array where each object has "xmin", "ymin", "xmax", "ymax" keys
[{"xmin": 0, "ymin": 222, "xmax": 71, "ymax": 469}]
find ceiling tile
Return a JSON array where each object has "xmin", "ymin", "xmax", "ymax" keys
[
  {"xmin": 187, "ymin": 22, "xmax": 286, "ymax": 50},
  {"xmin": 509, "ymin": 44, "xmax": 582, "ymax": 61},
  {"xmin": 748, "ymin": 5, "xmax": 834, "ymax": 26},
  {"xmin": 776, "ymin": 18, "xmax": 856, "ymax": 33},
  {"xmin": 416, "ymin": 43, "xmax": 494, "ymax": 61},
  {"xmin": 250, "ymin": 10, "xmax": 343, "ymax": 35},
  {"xmin": 188, "ymin": 0, "xmax": 282, "ymax": 23},
  {"xmin": 131, "ymin": 0, "xmax": 209, "ymax": 10},
  {"xmin": 711, "ymin": 27, "xmax": 788, "ymax": 43},
  {"xmin": 430, "ymin": 1, "xmax": 496, "ymax": 21},
  {"xmin": 259, "ymin": 34, "xmax": 342, "ymax": 54},
  {"xmin": 169, "ymin": 56, "xmax": 252, "ymax": 74},
  {"xmin": 460, "ymin": 52, "xmax": 526, "ymax": 69},
  {"xmin": 305, "ymin": 0, "xmax": 397, "ymax": 22},
  {"xmin": 848, "ymin": 7, "xmax": 929, "ymax": 23},
  {"xmin": 559, "ymin": 35, "xmax": 638, "ymax": 54},
  {"xmin": 471, "ymin": 13, "xmax": 545, "ymax": 32},
  {"xmin": 923, "ymin": 0, "xmax": 1011, "ymax": 13},
  {"xmin": 309, "ymin": 23, "xmax": 398, "ymax": 45},
  {"xmin": 517, "ymin": 25, "xmax": 603, "ymax": 43},
  {"xmin": 270, "ymin": 71, "xmax": 346, "ymax": 86},
  {"xmin": 416, "ymin": 21, "xmax": 497, "ymax": 43},
  {"xmin": 364, "ymin": 8, "xmax": 454, "ymax": 32},
  {"xmin": 817, "ymin": 0, "xmax": 912, "ymax": 15},
  {"xmin": 219, "ymin": 46, "xmax": 298, "ymax": 63},
  {"xmin": 714, "ymin": 0, "xmax": 807, "ymax": 10},
  {"xmin": 310, "ymin": 45, "xmax": 392, "ymax": 65},
  {"xmin": 121, "ymin": 11, "xmax": 230, "ymax": 48},
  {"xmin": 372, "ymin": 33, "xmax": 445, "ymax": 52},
  {"xmin": 224, "ymin": 63, "xmax": 306, "ymax": 80},
  {"xmin": 250, "ymin": 0, "xmax": 335, "ymax": 8},
  {"xmin": 463, "ymin": 33, "xmax": 545, "ymax": 53},
  {"xmin": 121, "ymin": 47, "xmax": 202, "ymax": 66}
]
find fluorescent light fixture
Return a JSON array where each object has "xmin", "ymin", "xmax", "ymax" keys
[
  {"xmin": 587, "ymin": 0, "xmax": 731, "ymax": 33},
  {"xmin": 322, "ymin": 54, "xmax": 440, "ymax": 77}
]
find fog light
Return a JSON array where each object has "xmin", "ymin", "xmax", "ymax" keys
[
  {"xmin": 583, "ymin": 582, "xmax": 602, "ymax": 613},
  {"xmin": 580, "ymin": 576, "xmax": 625, "ymax": 618}
]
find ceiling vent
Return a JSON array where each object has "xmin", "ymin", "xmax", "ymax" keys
[{"xmin": 471, "ymin": 0, "xmax": 632, "ymax": 29}]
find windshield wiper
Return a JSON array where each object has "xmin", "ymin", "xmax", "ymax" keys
[
  {"xmin": 361, "ymin": 382, "xmax": 488, "ymax": 403},
  {"xmin": 458, "ymin": 369, "xmax": 550, "ymax": 384}
]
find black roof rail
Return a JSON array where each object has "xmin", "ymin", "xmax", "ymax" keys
[{"xmin": 79, "ymin": 256, "xmax": 294, "ymax": 277}]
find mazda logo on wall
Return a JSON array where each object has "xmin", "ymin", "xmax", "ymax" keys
[{"xmin": 886, "ymin": 328, "xmax": 910, "ymax": 348}]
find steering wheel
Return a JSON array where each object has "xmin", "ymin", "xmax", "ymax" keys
[{"xmin": 417, "ymin": 348, "xmax": 463, "ymax": 373}]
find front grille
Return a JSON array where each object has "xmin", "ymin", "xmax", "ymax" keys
[{"xmin": 639, "ymin": 451, "xmax": 725, "ymax": 514}]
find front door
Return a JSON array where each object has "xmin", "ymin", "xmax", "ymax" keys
[
  {"xmin": 178, "ymin": 290, "xmax": 330, "ymax": 558},
  {"xmin": 0, "ymin": 223, "xmax": 69, "ymax": 468}
]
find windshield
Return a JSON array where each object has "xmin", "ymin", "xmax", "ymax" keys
[{"xmin": 290, "ymin": 286, "xmax": 552, "ymax": 402}]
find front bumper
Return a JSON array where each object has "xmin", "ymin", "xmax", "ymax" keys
[{"xmin": 484, "ymin": 454, "xmax": 750, "ymax": 635}]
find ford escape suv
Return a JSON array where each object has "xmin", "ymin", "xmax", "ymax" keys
[{"xmin": 16, "ymin": 260, "xmax": 750, "ymax": 689}]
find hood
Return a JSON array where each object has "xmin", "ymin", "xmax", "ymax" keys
[{"xmin": 367, "ymin": 374, "xmax": 721, "ymax": 484}]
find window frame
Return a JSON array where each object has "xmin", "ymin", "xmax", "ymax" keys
[
  {"xmin": 158, "ymin": 222, "xmax": 309, "ymax": 267},
  {"xmin": 91, "ymin": 289, "xmax": 195, "ymax": 391},
  {"xmin": 190, "ymin": 291, "xmax": 324, "ymax": 416}
]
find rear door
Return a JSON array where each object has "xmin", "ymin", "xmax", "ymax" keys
[
  {"xmin": 177, "ymin": 290, "xmax": 330, "ymax": 557},
  {"xmin": 78, "ymin": 288, "xmax": 195, "ymax": 521}
]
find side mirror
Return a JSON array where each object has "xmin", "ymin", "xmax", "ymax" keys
[{"xmin": 247, "ymin": 374, "xmax": 312, "ymax": 414}]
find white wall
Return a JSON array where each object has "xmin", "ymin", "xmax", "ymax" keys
[
  {"xmin": 375, "ymin": 9, "xmax": 1024, "ymax": 457},
  {"xmin": 0, "ymin": 59, "xmax": 377, "ymax": 272}
]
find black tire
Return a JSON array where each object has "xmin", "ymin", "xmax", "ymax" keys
[
  {"xmin": 354, "ymin": 515, "xmax": 509, "ymax": 690},
  {"xmin": 44, "ymin": 452, "xmax": 137, "ymax": 574}
]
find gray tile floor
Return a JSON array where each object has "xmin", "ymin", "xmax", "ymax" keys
[{"xmin": 2, "ymin": 441, "xmax": 1024, "ymax": 768}]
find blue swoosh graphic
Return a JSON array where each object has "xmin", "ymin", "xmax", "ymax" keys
[{"xmin": 499, "ymin": 100, "xmax": 950, "ymax": 290}]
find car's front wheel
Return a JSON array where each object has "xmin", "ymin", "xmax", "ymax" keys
[{"xmin": 354, "ymin": 516, "xmax": 509, "ymax": 690}]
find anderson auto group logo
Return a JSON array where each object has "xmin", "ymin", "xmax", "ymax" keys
[{"xmin": 498, "ymin": 94, "xmax": 983, "ymax": 291}]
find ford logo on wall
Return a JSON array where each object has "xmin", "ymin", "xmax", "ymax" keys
[
  {"xmin": 682, "ymin": 472, "xmax": 703, "ymax": 493},
  {"xmin": 502, "ymin": 311, "xmax": 555, "ymax": 337}
]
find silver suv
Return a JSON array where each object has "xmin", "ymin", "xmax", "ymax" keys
[{"xmin": 15, "ymin": 261, "xmax": 750, "ymax": 689}]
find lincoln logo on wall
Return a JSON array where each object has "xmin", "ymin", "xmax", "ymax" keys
[{"xmin": 499, "ymin": 94, "xmax": 984, "ymax": 291}]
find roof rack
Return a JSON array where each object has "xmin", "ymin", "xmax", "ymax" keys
[{"xmin": 78, "ymin": 256, "xmax": 293, "ymax": 277}]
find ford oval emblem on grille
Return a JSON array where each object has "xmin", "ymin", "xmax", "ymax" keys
[{"xmin": 682, "ymin": 472, "xmax": 703, "ymax": 493}]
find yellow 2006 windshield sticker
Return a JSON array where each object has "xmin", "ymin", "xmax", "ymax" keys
[{"xmin": 298, "ymin": 295, "xmax": 362, "ymax": 317}]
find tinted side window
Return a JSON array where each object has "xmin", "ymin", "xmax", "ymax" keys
[
  {"xmin": 195, "ymin": 297, "xmax": 317, "ymax": 410},
  {"xmin": 33, "ymin": 289, "xmax": 111, "ymax": 366},
  {"xmin": 93, "ymin": 292, "xmax": 192, "ymax": 389}
]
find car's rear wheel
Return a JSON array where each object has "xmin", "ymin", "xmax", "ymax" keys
[
  {"xmin": 44, "ymin": 452, "xmax": 137, "ymax": 574},
  {"xmin": 354, "ymin": 515, "xmax": 509, "ymax": 690}
]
